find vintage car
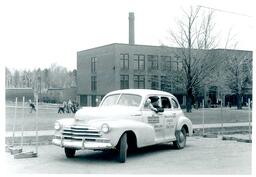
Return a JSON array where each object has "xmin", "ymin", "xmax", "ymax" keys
[{"xmin": 52, "ymin": 89, "xmax": 193, "ymax": 163}]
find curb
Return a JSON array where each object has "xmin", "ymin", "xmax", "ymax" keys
[
  {"xmin": 5, "ymin": 135, "xmax": 53, "ymax": 146},
  {"xmin": 202, "ymin": 134, "xmax": 218, "ymax": 138},
  {"xmin": 222, "ymin": 136, "xmax": 252, "ymax": 143},
  {"xmin": 192, "ymin": 125, "xmax": 251, "ymax": 136}
]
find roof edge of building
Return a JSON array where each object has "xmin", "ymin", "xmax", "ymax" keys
[
  {"xmin": 210, "ymin": 48, "xmax": 252, "ymax": 53},
  {"xmin": 77, "ymin": 43, "xmax": 253, "ymax": 54},
  {"xmin": 77, "ymin": 43, "xmax": 185, "ymax": 53}
]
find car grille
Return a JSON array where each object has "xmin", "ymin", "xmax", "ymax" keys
[{"xmin": 62, "ymin": 125, "xmax": 102, "ymax": 142}]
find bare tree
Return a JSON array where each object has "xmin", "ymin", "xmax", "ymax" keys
[
  {"xmin": 5, "ymin": 67, "xmax": 12, "ymax": 88},
  {"xmin": 42, "ymin": 68, "xmax": 50, "ymax": 91},
  {"xmin": 168, "ymin": 6, "xmax": 219, "ymax": 112},
  {"xmin": 13, "ymin": 70, "xmax": 20, "ymax": 88},
  {"xmin": 5, "ymin": 64, "xmax": 76, "ymax": 92},
  {"xmin": 224, "ymin": 50, "xmax": 252, "ymax": 109}
]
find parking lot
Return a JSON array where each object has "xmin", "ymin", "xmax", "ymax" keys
[
  {"xmin": 5, "ymin": 103, "xmax": 253, "ymax": 175},
  {"xmin": 4, "ymin": 136, "xmax": 251, "ymax": 175}
]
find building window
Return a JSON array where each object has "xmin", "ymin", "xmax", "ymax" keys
[
  {"xmin": 91, "ymin": 76, "xmax": 97, "ymax": 91},
  {"xmin": 120, "ymin": 75, "xmax": 129, "ymax": 89},
  {"xmin": 91, "ymin": 57, "xmax": 97, "ymax": 73},
  {"xmin": 80, "ymin": 95, "xmax": 88, "ymax": 106},
  {"xmin": 134, "ymin": 54, "xmax": 145, "ymax": 70},
  {"xmin": 173, "ymin": 55, "xmax": 182, "ymax": 71},
  {"xmin": 161, "ymin": 56, "xmax": 172, "ymax": 71},
  {"xmin": 161, "ymin": 76, "xmax": 171, "ymax": 92},
  {"xmin": 120, "ymin": 54, "xmax": 129, "ymax": 70},
  {"xmin": 149, "ymin": 75, "xmax": 159, "ymax": 90},
  {"xmin": 91, "ymin": 95, "xmax": 97, "ymax": 107},
  {"xmin": 148, "ymin": 55, "xmax": 158, "ymax": 70},
  {"xmin": 178, "ymin": 60, "xmax": 182, "ymax": 71},
  {"xmin": 134, "ymin": 75, "xmax": 145, "ymax": 89}
]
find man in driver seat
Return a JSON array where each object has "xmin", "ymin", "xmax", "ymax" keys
[{"xmin": 146, "ymin": 96, "xmax": 160, "ymax": 112}]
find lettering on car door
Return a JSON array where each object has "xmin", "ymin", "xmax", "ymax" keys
[
  {"xmin": 161, "ymin": 96, "xmax": 177, "ymax": 140},
  {"xmin": 143, "ymin": 96, "xmax": 165, "ymax": 141}
]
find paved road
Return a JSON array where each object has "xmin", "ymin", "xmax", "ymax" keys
[{"xmin": 4, "ymin": 136, "xmax": 251, "ymax": 175}]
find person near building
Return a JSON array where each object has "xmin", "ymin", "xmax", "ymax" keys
[
  {"xmin": 58, "ymin": 101, "xmax": 66, "ymax": 114},
  {"xmin": 29, "ymin": 99, "xmax": 36, "ymax": 113},
  {"xmin": 67, "ymin": 99, "xmax": 72, "ymax": 113}
]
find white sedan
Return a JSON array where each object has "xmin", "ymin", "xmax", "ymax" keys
[{"xmin": 52, "ymin": 89, "xmax": 193, "ymax": 163}]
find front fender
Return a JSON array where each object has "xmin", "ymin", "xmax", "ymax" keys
[
  {"xmin": 56, "ymin": 118, "xmax": 75, "ymax": 127},
  {"xmin": 89, "ymin": 119, "xmax": 156, "ymax": 148},
  {"xmin": 176, "ymin": 116, "xmax": 193, "ymax": 136}
]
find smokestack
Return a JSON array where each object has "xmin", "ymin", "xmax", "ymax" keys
[{"xmin": 129, "ymin": 12, "xmax": 135, "ymax": 45}]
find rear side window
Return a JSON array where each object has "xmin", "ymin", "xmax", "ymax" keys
[
  {"xmin": 161, "ymin": 97, "xmax": 172, "ymax": 109},
  {"xmin": 171, "ymin": 98, "xmax": 179, "ymax": 109}
]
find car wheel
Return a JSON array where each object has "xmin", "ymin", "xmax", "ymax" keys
[
  {"xmin": 117, "ymin": 133, "xmax": 128, "ymax": 163},
  {"xmin": 64, "ymin": 148, "xmax": 76, "ymax": 158},
  {"xmin": 173, "ymin": 127, "xmax": 186, "ymax": 149}
]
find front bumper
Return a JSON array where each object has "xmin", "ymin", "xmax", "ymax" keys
[{"xmin": 52, "ymin": 138, "xmax": 113, "ymax": 150}]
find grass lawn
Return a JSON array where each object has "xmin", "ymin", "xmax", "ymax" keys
[
  {"xmin": 184, "ymin": 107, "xmax": 251, "ymax": 125},
  {"xmin": 5, "ymin": 105, "xmax": 75, "ymax": 131},
  {"xmin": 5, "ymin": 103, "xmax": 251, "ymax": 131}
]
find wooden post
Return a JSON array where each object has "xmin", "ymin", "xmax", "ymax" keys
[
  {"xmin": 12, "ymin": 97, "xmax": 18, "ymax": 146},
  {"xmin": 21, "ymin": 96, "xmax": 25, "ymax": 149},
  {"xmin": 12, "ymin": 96, "xmax": 38, "ymax": 159},
  {"xmin": 220, "ymin": 99, "xmax": 223, "ymax": 136},
  {"xmin": 9, "ymin": 97, "xmax": 23, "ymax": 154},
  {"xmin": 202, "ymin": 99, "xmax": 205, "ymax": 136},
  {"xmin": 35, "ymin": 95, "xmax": 39, "ymax": 155},
  {"xmin": 248, "ymin": 99, "xmax": 251, "ymax": 141}
]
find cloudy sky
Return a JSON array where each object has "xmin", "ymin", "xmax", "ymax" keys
[{"xmin": 1, "ymin": 0, "xmax": 255, "ymax": 71}]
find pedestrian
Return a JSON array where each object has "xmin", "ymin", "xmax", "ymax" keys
[
  {"xmin": 70, "ymin": 101, "xmax": 78, "ymax": 113},
  {"xmin": 67, "ymin": 99, "xmax": 72, "ymax": 113},
  {"xmin": 29, "ymin": 99, "xmax": 36, "ymax": 113},
  {"xmin": 58, "ymin": 101, "xmax": 66, "ymax": 114}
]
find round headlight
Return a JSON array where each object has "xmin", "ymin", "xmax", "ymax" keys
[
  {"xmin": 101, "ymin": 123, "xmax": 110, "ymax": 133},
  {"xmin": 54, "ymin": 122, "xmax": 61, "ymax": 130}
]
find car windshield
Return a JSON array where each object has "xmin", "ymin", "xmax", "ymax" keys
[
  {"xmin": 100, "ymin": 94, "xmax": 120, "ymax": 106},
  {"xmin": 100, "ymin": 94, "xmax": 142, "ymax": 107}
]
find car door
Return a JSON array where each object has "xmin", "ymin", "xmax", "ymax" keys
[
  {"xmin": 161, "ymin": 96, "xmax": 178, "ymax": 140},
  {"xmin": 142, "ymin": 95, "xmax": 165, "ymax": 142}
]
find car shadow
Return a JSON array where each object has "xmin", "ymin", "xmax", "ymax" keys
[
  {"xmin": 127, "ymin": 143, "xmax": 183, "ymax": 158},
  {"xmin": 65, "ymin": 143, "xmax": 192, "ymax": 163}
]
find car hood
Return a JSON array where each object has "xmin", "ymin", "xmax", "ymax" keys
[{"xmin": 74, "ymin": 105, "xmax": 141, "ymax": 123}]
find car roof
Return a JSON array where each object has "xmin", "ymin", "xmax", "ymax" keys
[{"xmin": 105, "ymin": 89, "xmax": 175, "ymax": 98}]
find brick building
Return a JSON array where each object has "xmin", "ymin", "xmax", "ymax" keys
[
  {"xmin": 77, "ymin": 43, "xmax": 252, "ymax": 107},
  {"xmin": 77, "ymin": 43, "xmax": 185, "ymax": 106},
  {"xmin": 76, "ymin": 13, "xmax": 252, "ymax": 107}
]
